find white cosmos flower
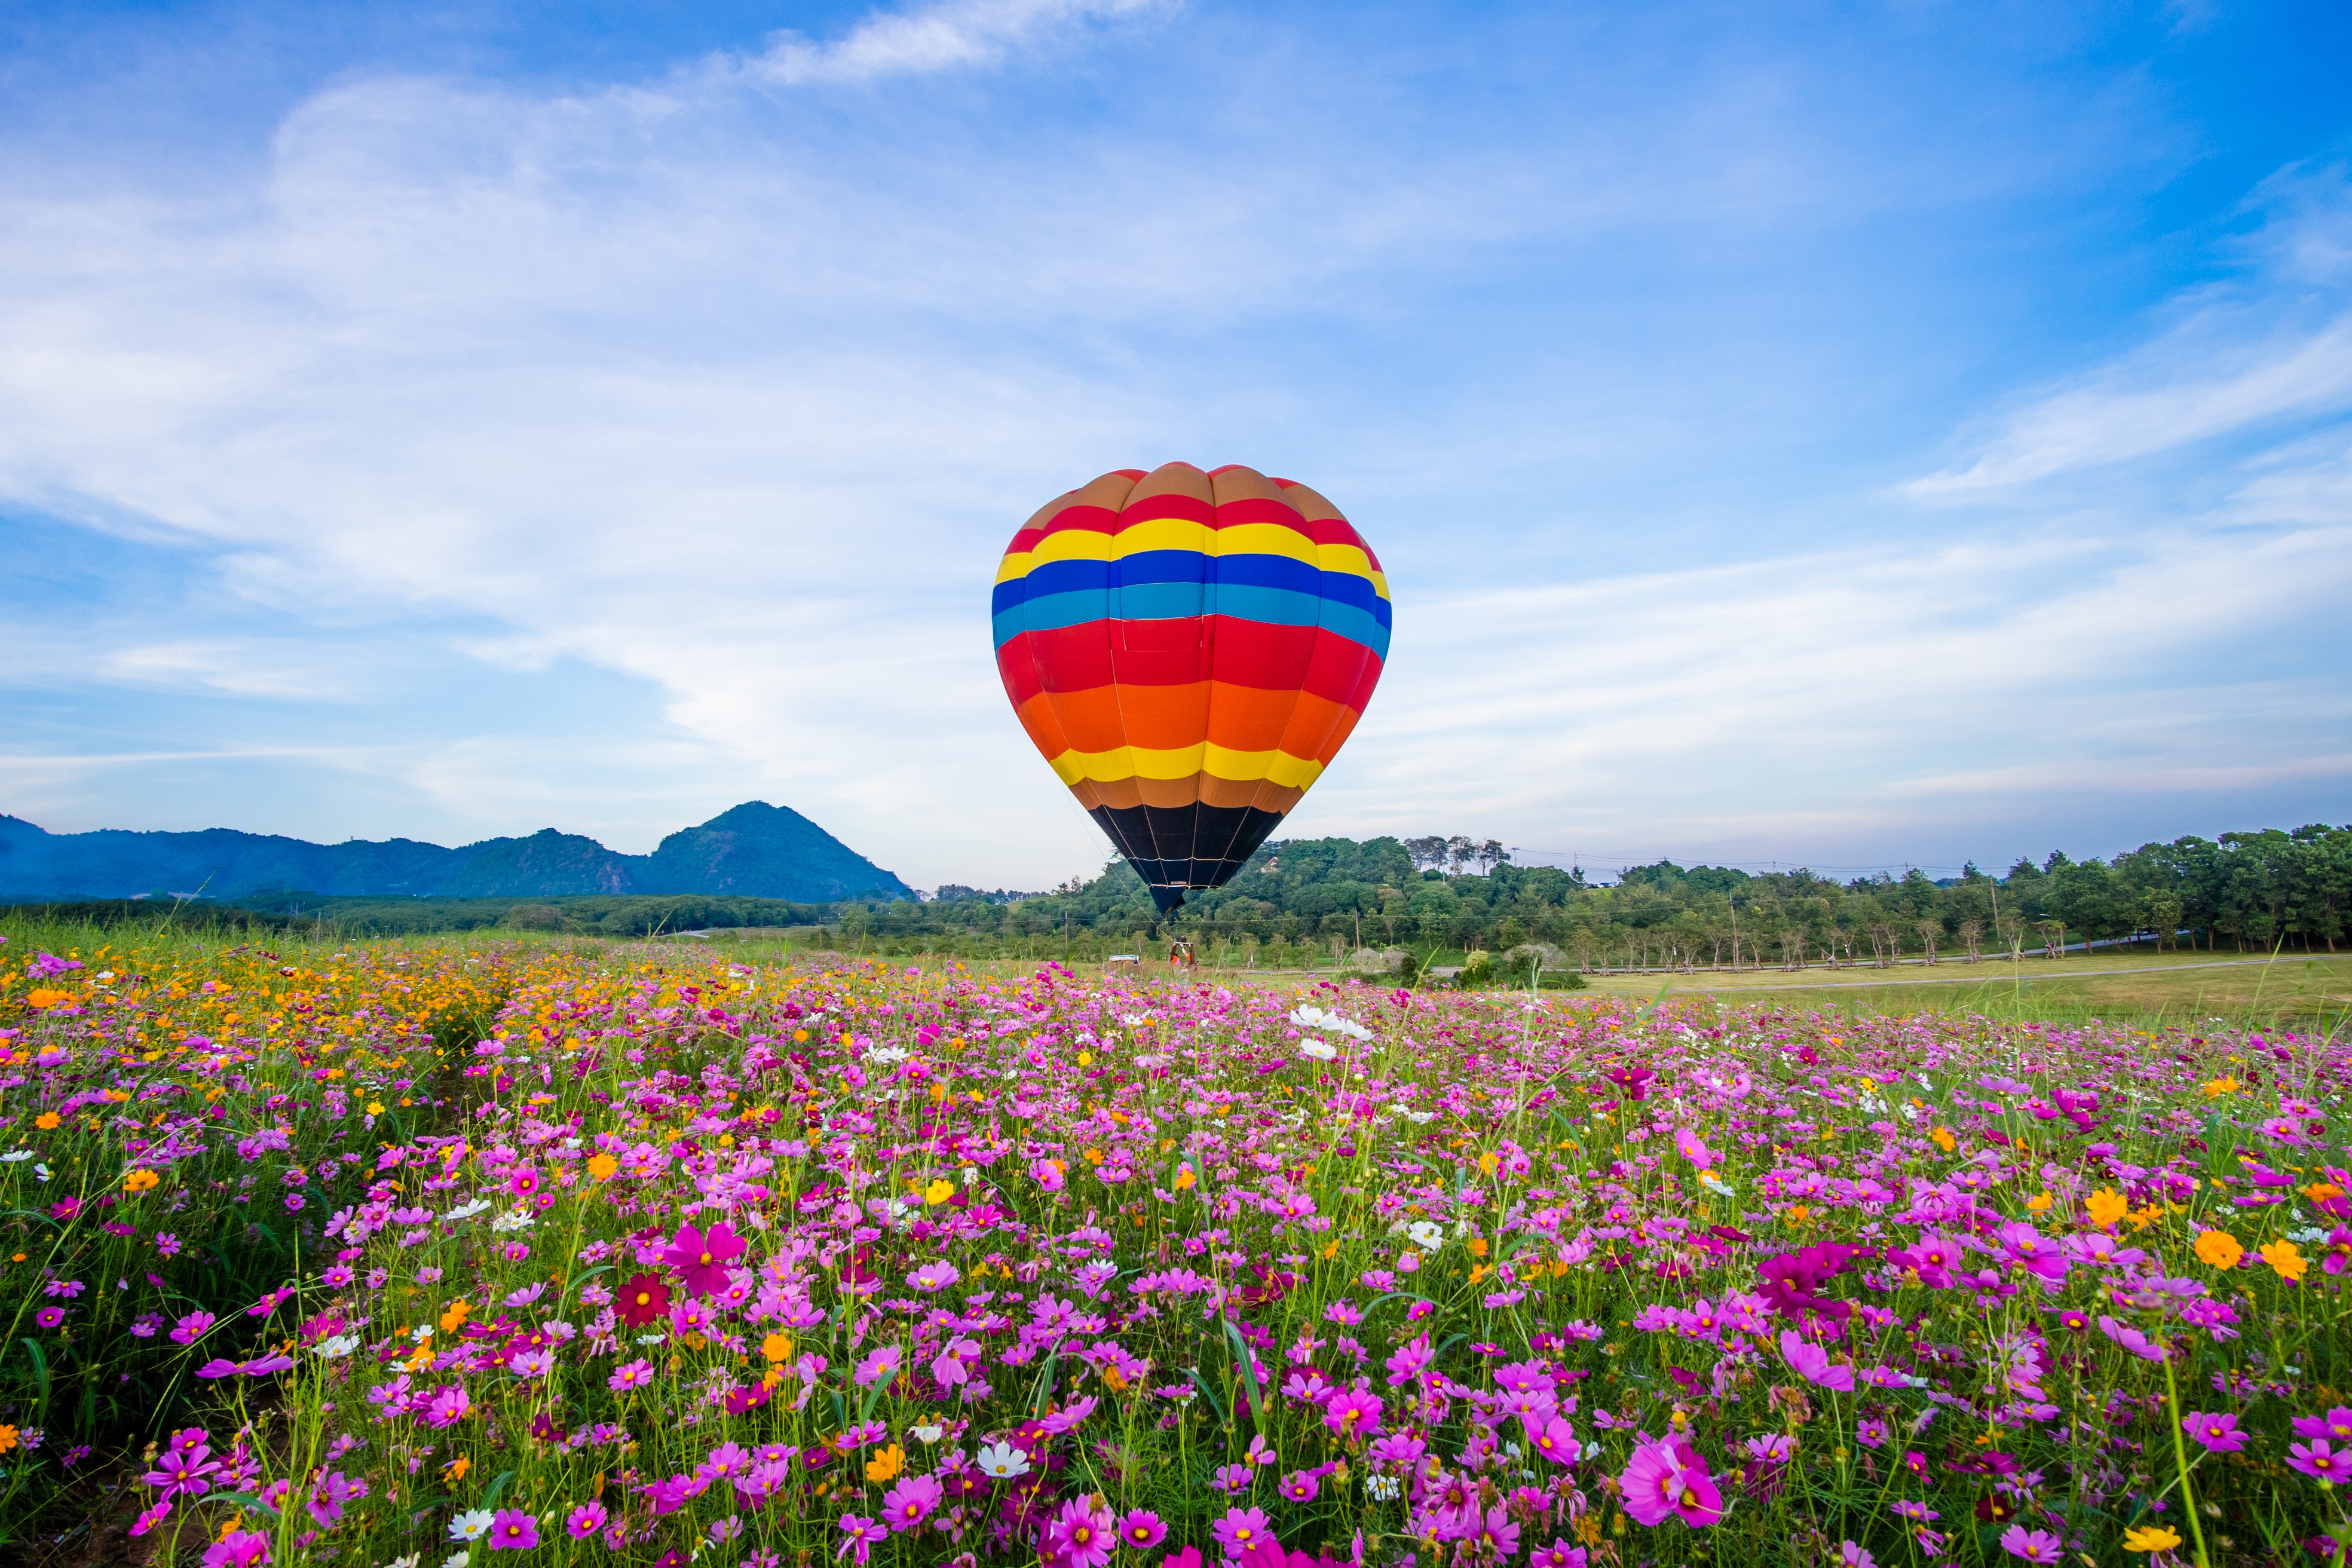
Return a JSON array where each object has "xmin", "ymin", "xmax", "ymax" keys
[
  {"xmin": 1405, "ymin": 1221, "xmax": 1444, "ymax": 1249},
  {"xmin": 314, "ymin": 1333, "xmax": 362, "ymax": 1359},
  {"xmin": 441, "ymin": 1199, "xmax": 492, "ymax": 1221},
  {"xmin": 1288, "ymin": 1005, "xmax": 1372, "ymax": 1041},
  {"xmin": 450, "ymin": 1509, "xmax": 496, "ymax": 1542},
  {"xmin": 442, "ymin": 1554, "xmax": 471, "ymax": 1568},
  {"xmin": 912, "ymin": 1422, "xmax": 945, "ymax": 1444},
  {"xmin": 1298, "ymin": 1040, "xmax": 1339, "ymax": 1061},
  {"xmin": 975, "ymin": 1441, "xmax": 1031, "ymax": 1479}
]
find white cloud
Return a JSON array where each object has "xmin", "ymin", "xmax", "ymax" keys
[
  {"xmin": 1910, "ymin": 169, "xmax": 2352, "ymax": 494},
  {"xmin": 741, "ymin": 0, "xmax": 1160, "ymax": 85}
]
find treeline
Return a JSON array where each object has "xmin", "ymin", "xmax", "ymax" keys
[
  {"xmin": 814, "ymin": 823, "xmax": 2352, "ymax": 969},
  {"xmin": 2, "ymin": 893, "xmax": 838, "ymax": 940},
  {"xmin": 14, "ymin": 824, "xmax": 2345, "ymax": 971}
]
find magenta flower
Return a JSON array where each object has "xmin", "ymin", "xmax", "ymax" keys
[
  {"xmin": 1619, "ymin": 1439, "xmax": 1723, "ymax": 1528},
  {"xmin": 201, "ymin": 1531, "xmax": 271, "ymax": 1568},
  {"xmin": 488, "ymin": 1509, "xmax": 540, "ymax": 1551},
  {"xmin": 1777, "ymin": 1330, "xmax": 1855, "ymax": 1392},
  {"xmin": 2288, "ymin": 1440, "xmax": 2345, "ymax": 1482},
  {"xmin": 609, "ymin": 1358, "xmax": 654, "ymax": 1392},
  {"xmin": 661, "ymin": 1220, "xmax": 746, "ymax": 1297},
  {"xmin": 2095, "ymin": 1315, "xmax": 2168, "ymax": 1362},
  {"xmin": 2292, "ymin": 1407, "xmax": 2352, "ymax": 1443},
  {"xmin": 2182, "ymin": 1411, "xmax": 2247, "ymax": 1452},
  {"xmin": 1530, "ymin": 1543, "xmax": 1587, "ymax": 1568},
  {"xmin": 35, "ymin": 1307, "xmax": 65, "ymax": 1330},
  {"xmin": 1471, "ymin": 1505, "xmax": 1520, "ymax": 1558},
  {"xmin": 881, "ymin": 1474, "xmax": 942, "ymax": 1533},
  {"xmin": 1323, "ymin": 1389, "xmax": 1383, "ymax": 1439},
  {"xmin": 424, "ymin": 1385, "xmax": 471, "ymax": 1427},
  {"xmin": 1118, "ymin": 1511, "xmax": 1168, "ymax": 1551},
  {"xmin": 835, "ymin": 1514, "xmax": 888, "ymax": 1564},
  {"xmin": 566, "ymin": 1502, "xmax": 608, "ymax": 1541},
  {"xmin": 1211, "ymin": 1507, "xmax": 1275, "ymax": 1559},
  {"xmin": 170, "ymin": 1311, "xmax": 215, "ymax": 1346},
  {"xmin": 1998, "ymin": 1525, "xmax": 2062, "ymax": 1564},
  {"xmin": 1045, "ymin": 1496, "xmax": 1117, "ymax": 1568},
  {"xmin": 1524, "ymin": 1414, "xmax": 1579, "ymax": 1465},
  {"xmin": 1277, "ymin": 1470, "xmax": 1319, "ymax": 1503},
  {"xmin": 140, "ymin": 1446, "xmax": 221, "ymax": 1499}
]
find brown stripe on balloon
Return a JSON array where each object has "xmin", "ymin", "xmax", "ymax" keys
[{"xmin": 1201, "ymin": 775, "xmax": 1303, "ymax": 813}]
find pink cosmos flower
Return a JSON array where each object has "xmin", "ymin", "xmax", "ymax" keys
[
  {"xmin": 1777, "ymin": 1330, "xmax": 1855, "ymax": 1392},
  {"xmin": 1278, "ymin": 1470, "xmax": 1319, "ymax": 1503},
  {"xmin": 140, "ymin": 1445, "xmax": 220, "ymax": 1498},
  {"xmin": 488, "ymin": 1509, "xmax": 540, "ymax": 1551},
  {"xmin": 1524, "ymin": 1414, "xmax": 1579, "ymax": 1465},
  {"xmin": 2096, "ymin": 1315, "xmax": 2168, "ymax": 1362},
  {"xmin": 1998, "ymin": 1525, "xmax": 2062, "ymax": 1563},
  {"xmin": 2292, "ymin": 1407, "xmax": 2352, "ymax": 1443},
  {"xmin": 2288, "ymin": 1440, "xmax": 2345, "ymax": 1482},
  {"xmin": 1530, "ymin": 1544, "xmax": 1587, "ymax": 1568},
  {"xmin": 1619, "ymin": 1438, "xmax": 1723, "ymax": 1528},
  {"xmin": 1471, "ymin": 1505, "xmax": 1520, "ymax": 1559},
  {"xmin": 609, "ymin": 1359, "xmax": 654, "ymax": 1392},
  {"xmin": 1673, "ymin": 1128, "xmax": 1717, "ymax": 1166},
  {"xmin": 836, "ymin": 1515, "xmax": 888, "ymax": 1564},
  {"xmin": 2182, "ymin": 1411, "xmax": 2246, "ymax": 1451},
  {"xmin": 1119, "ymin": 1511, "xmax": 1168, "ymax": 1551},
  {"xmin": 1324, "ymin": 1389, "xmax": 1383, "ymax": 1439},
  {"xmin": 662, "ymin": 1221, "xmax": 746, "ymax": 1297},
  {"xmin": 128, "ymin": 1501, "xmax": 172, "ymax": 1538},
  {"xmin": 881, "ymin": 1474, "xmax": 942, "ymax": 1533},
  {"xmin": 566, "ymin": 1502, "xmax": 608, "ymax": 1541},
  {"xmin": 424, "ymin": 1385, "xmax": 471, "ymax": 1427},
  {"xmin": 1046, "ymin": 1496, "xmax": 1117, "ymax": 1568},
  {"xmin": 1211, "ymin": 1507, "xmax": 1275, "ymax": 1559},
  {"xmin": 202, "ymin": 1530, "xmax": 271, "ymax": 1568}
]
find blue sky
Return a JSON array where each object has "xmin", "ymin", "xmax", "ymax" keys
[{"xmin": 3, "ymin": 0, "xmax": 2348, "ymax": 889}]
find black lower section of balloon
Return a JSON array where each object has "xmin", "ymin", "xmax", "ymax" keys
[{"xmin": 1086, "ymin": 804, "xmax": 1288, "ymax": 915}]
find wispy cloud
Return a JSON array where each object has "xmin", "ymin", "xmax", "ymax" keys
[
  {"xmin": 1910, "ymin": 169, "xmax": 2352, "ymax": 494},
  {"xmin": 740, "ymin": 0, "xmax": 1159, "ymax": 85}
]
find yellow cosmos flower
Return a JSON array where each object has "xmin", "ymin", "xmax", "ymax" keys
[
  {"xmin": 865, "ymin": 1443, "xmax": 905, "ymax": 1484},
  {"xmin": 122, "ymin": 1169, "xmax": 161, "ymax": 1193},
  {"xmin": 2123, "ymin": 1525, "xmax": 2180, "ymax": 1552},
  {"xmin": 2083, "ymin": 1188, "xmax": 2129, "ymax": 1230},
  {"xmin": 2260, "ymin": 1239, "xmax": 2308, "ymax": 1282},
  {"xmin": 587, "ymin": 1153, "xmax": 620, "ymax": 1182},
  {"xmin": 2194, "ymin": 1230, "xmax": 2244, "ymax": 1269}
]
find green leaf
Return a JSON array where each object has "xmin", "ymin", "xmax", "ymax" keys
[
  {"xmin": 17, "ymin": 1339, "xmax": 49, "ymax": 1417},
  {"xmin": 1183, "ymin": 1367, "xmax": 1228, "ymax": 1428},
  {"xmin": 565, "ymin": 1263, "xmax": 614, "ymax": 1294},
  {"xmin": 1221, "ymin": 1319, "xmax": 1267, "ymax": 1426},
  {"xmin": 482, "ymin": 1469, "xmax": 517, "ymax": 1509},
  {"xmin": 208, "ymin": 1492, "xmax": 281, "ymax": 1518},
  {"xmin": 1030, "ymin": 1353, "xmax": 1059, "ymax": 1418}
]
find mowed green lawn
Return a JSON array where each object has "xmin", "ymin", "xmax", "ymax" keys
[{"xmin": 1568, "ymin": 949, "xmax": 2352, "ymax": 1028}]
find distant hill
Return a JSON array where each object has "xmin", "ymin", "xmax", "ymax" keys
[{"xmin": 0, "ymin": 801, "xmax": 912, "ymax": 904}]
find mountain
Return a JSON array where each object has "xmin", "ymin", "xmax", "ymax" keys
[{"xmin": 0, "ymin": 802, "xmax": 912, "ymax": 904}]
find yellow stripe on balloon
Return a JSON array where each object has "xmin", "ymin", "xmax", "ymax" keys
[
  {"xmin": 996, "ymin": 518, "xmax": 1389, "ymax": 596},
  {"xmin": 1045, "ymin": 742, "xmax": 1327, "ymax": 789}
]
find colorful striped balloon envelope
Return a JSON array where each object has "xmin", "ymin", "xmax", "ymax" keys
[{"xmin": 993, "ymin": 461, "xmax": 1389, "ymax": 915}]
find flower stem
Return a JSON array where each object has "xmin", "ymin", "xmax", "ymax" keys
[{"xmin": 2163, "ymin": 1350, "xmax": 2213, "ymax": 1568}]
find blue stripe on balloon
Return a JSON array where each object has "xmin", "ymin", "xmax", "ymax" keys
[
  {"xmin": 993, "ymin": 553, "xmax": 1392, "ymax": 632},
  {"xmin": 991, "ymin": 583, "xmax": 1390, "ymax": 659}
]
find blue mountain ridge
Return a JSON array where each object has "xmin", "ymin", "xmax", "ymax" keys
[{"xmin": 0, "ymin": 801, "xmax": 912, "ymax": 904}]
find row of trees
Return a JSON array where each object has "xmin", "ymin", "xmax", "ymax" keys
[{"xmin": 813, "ymin": 823, "xmax": 2352, "ymax": 970}]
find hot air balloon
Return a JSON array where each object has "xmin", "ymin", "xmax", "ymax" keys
[{"xmin": 992, "ymin": 462, "xmax": 1389, "ymax": 915}]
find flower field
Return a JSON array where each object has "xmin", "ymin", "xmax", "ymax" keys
[{"xmin": 3, "ymin": 936, "xmax": 2350, "ymax": 1568}]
